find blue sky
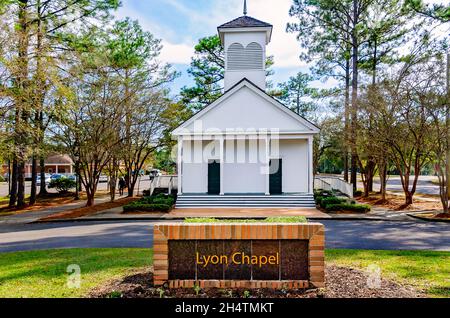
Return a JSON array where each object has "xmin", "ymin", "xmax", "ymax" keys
[{"xmin": 115, "ymin": 0, "xmax": 314, "ymax": 95}]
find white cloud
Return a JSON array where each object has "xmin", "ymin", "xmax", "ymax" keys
[
  {"xmin": 115, "ymin": 0, "xmax": 306, "ymax": 68},
  {"xmin": 243, "ymin": 0, "xmax": 307, "ymax": 68},
  {"xmin": 115, "ymin": 3, "xmax": 194, "ymax": 65},
  {"xmin": 159, "ymin": 41, "xmax": 194, "ymax": 65}
]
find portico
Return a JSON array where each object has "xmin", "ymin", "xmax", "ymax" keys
[{"xmin": 176, "ymin": 133, "xmax": 315, "ymax": 196}]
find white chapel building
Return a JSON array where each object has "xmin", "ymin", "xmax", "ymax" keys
[{"xmin": 172, "ymin": 8, "xmax": 319, "ymax": 208}]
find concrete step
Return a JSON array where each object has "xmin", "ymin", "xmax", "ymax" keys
[
  {"xmin": 176, "ymin": 204, "xmax": 315, "ymax": 209},
  {"xmin": 175, "ymin": 194, "xmax": 316, "ymax": 208},
  {"xmin": 179, "ymin": 195, "xmax": 312, "ymax": 198},
  {"xmin": 178, "ymin": 198, "xmax": 314, "ymax": 202}
]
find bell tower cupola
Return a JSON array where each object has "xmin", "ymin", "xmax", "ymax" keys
[{"xmin": 218, "ymin": 0, "xmax": 273, "ymax": 91}]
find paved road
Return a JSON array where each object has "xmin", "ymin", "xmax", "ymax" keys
[
  {"xmin": 0, "ymin": 220, "xmax": 448, "ymax": 253},
  {"xmin": 357, "ymin": 175, "xmax": 440, "ymax": 196}
]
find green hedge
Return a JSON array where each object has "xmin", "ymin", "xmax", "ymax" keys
[
  {"xmin": 48, "ymin": 177, "xmax": 76, "ymax": 193},
  {"xmin": 320, "ymin": 197, "xmax": 346, "ymax": 208},
  {"xmin": 314, "ymin": 190, "xmax": 336, "ymax": 207},
  {"xmin": 325, "ymin": 203, "xmax": 371, "ymax": 213},
  {"xmin": 123, "ymin": 202, "xmax": 172, "ymax": 213},
  {"xmin": 314, "ymin": 191, "xmax": 370, "ymax": 213},
  {"xmin": 184, "ymin": 216, "xmax": 308, "ymax": 224},
  {"xmin": 123, "ymin": 194, "xmax": 175, "ymax": 213}
]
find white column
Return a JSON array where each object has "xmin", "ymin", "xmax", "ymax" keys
[
  {"xmin": 55, "ymin": 165, "xmax": 59, "ymax": 174},
  {"xmin": 265, "ymin": 136, "xmax": 270, "ymax": 195},
  {"xmin": 308, "ymin": 136, "xmax": 314, "ymax": 194},
  {"xmin": 177, "ymin": 137, "xmax": 183, "ymax": 195},
  {"xmin": 219, "ymin": 136, "xmax": 224, "ymax": 195}
]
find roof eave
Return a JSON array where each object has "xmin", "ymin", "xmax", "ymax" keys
[{"xmin": 217, "ymin": 26, "xmax": 273, "ymax": 45}]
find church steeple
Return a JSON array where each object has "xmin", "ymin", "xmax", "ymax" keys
[{"xmin": 217, "ymin": 8, "xmax": 273, "ymax": 91}]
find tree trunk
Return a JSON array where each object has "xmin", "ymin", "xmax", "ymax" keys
[
  {"xmin": 7, "ymin": 159, "xmax": 11, "ymax": 195},
  {"xmin": 86, "ymin": 192, "xmax": 94, "ymax": 207},
  {"xmin": 8, "ymin": 159, "xmax": 18, "ymax": 207},
  {"xmin": 446, "ymin": 53, "xmax": 450, "ymax": 214},
  {"xmin": 16, "ymin": 161, "xmax": 26, "ymax": 209},
  {"xmin": 367, "ymin": 36, "xmax": 378, "ymax": 193},
  {"xmin": 405, "ymin": 192, "xmax": 413, "ymax": 206},
  {"xmin": 29, "ymin": 155, "xmax": 37, "ymax": 205},
  {"xmin": 350, "ymin": 0, "xmax": 359, "ymax": 193},
  {"xmin": 344, "ymin": 49, "xmax": 351, "ymax": 182},
  {"xmin": 15, "ymin": 0, "xmax": 30, "ymax": 209},
  {"xmin": 110, "ymin": 178, "xmax": 116, "ymax": 202},
  {"xmin": 128, "ymin": 182, "xmax": 135, "ymax": 197},
  {"xmin": 379, "ymin": 161, "xmax": 388, "ymax": 202},
  {"xmin": 38, "ymin": 155, "xmax": 47, "ymax": 196}
]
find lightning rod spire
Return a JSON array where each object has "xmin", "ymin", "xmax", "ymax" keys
[{"xmin": 243, "ymin": 0, "xmax": 248, "ymax": 16}]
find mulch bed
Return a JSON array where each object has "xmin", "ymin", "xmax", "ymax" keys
[
  {"xmin": 410, "ymin": 212, "xmax": 450, "ymax": 223},
  {"xmin": 88, "ymin": 265, "xmax": 423, "ymax": 298},
  {"xmin": 0, "ymin": 193, "xmax": 80, "ymax": 215},
  {"xmin": 39, "ymin": 197, "xmax": 139, "ymax": 221},
  {"xmin": 356, "ymin": 193, "xmax": 442, "ymax": 212},
  {"xmin": 0, "ymin": 191, "xmax": 112, "ymax": 215}
]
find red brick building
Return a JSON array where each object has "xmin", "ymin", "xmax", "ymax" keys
[{"xmin": 1, "ymin": 154, "xmax": 74, "ymax": 179}]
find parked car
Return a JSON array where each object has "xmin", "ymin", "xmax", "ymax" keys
[
  {"xmin": 68, "ymin": 175, "xmax": 77, "ymax": 182},
  {"xmin": 36, "ymin": 174, "xmax": 52, "ymax": 186},
  {"xmin": 149, "ymin": 169, "xmax": 162, "ymax": 179},
  {"xmin": 50, "ymin": 174, "xmax": 64, "ymax": 181},
  {"xmin": 98, "ymin": 175, "xmax": 108, "ymax": 183}
]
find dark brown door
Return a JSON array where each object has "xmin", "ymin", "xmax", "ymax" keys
[
  {"xmin": 269, "ymin": 159, "xmax": 282, "ymax": 195},
  {"xmin": 208, "ymin": 160, "xmax": 220, "ymax": 195}
]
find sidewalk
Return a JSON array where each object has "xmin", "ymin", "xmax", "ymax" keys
[
  {"xmin": 68, "ymin": 206, "xmax": 331, "ymax": 222},
  {"xmin": 23, "ymin": 198, "xmax": 440, "ymax": 224},
  {"xmin": 0, "ymin": 196, "xmax": 111, "ymax": 225},
  {"xmin": 40, "ymin": 205, "xmax": 430, "ymax": 222}
]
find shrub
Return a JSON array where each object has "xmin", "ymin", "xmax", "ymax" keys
[
  {"xmin": 354, "ymin": 190, "xmax": 363, "ymax": 197},
  {"xmin": 123, "ymin": 194, "xmax": 175, "ymax": 213},
  {"xmin": 184, "ymin": 217, "xmax": 308, "ymax": 224},
  {"xmin": 264, "ymin": 216, "xmax": 307, "ymax": 223},
  {"xmin": 315, "ymin": 196, "xmax": 324, "ymax": 206},
  {"xmin": 314, "ymin": 190, "xmax": 333, "ymax": 198},
  {"xmin": 123, "ymin": 202, "xmax": 172, "ymax": 213},
  {"xmin": 325, "ymin": 203, "xmax": 371, "ymax": 213},
  {"xmin": 0, "ymin": 175, "xmax": 5, "ymax": 182},
  {"xmin": 48, "ymin": 177, "xmax": 76, "ymax": 194},
  {"xmin": 320, "ymin": 196, "xmax": 345, "ymax": 208}
]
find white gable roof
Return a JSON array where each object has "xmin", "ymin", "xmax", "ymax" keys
[{"xmin": 172, "ymin": 79, "xmax": 320, "ymax": 136}]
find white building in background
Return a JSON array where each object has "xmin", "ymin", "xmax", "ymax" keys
[{"xmin": 172, "ymin": 9, "xmax": 319, "ymax": 209}]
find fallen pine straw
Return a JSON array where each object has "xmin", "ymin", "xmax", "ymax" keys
[{"xmin": 39, "ymin": 197, "xmax": 139, "ymax": 221}]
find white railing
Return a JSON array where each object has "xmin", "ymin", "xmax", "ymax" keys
[
  {"xmin": 314, "ymin": 175, "xmax": 354, "ymax": 198},
  {"xmin": 314, "ymin": 178, "xmax": 332, "ymax": 192},
  {"xmin": 149, "ymin": 175, "xmax": 178, "ymax": 196}
]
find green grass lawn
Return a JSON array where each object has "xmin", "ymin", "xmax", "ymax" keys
[
  {"xmin": 326, "ymin": 249, "xmax": 450, "ymax": 298},
  {"xmin": 0, "ymin": 248, "xmax": 448, "ymax": 298},
  {"xmin": 0, "ymin": 196, "xmax": 10, "ymax": 205},
  {"xmin": 0, "ymin": 248, "xmax": 153, "ymax": 298}
]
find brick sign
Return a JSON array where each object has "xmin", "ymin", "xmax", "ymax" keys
[{"xmin": 153, "ymin": 223, "xmax": 325, "ymax": 289}]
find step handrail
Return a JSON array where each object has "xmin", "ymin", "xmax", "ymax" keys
[{"xmin": 314, "ymin": 175, "xmax": 354, "ymax": 198}]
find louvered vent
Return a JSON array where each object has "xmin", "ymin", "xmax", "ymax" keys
[{"xmin": 227, "ymin": 42, "xmax": 263, "ymax": 71}]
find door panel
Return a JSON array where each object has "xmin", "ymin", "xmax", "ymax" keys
[
  {"xmin": 269, "ymin": 159, "xmax": 282, "ymax": 195},
  {"xmin": 208, "ymin": 160, "xmax": 221, "ymax": 195}
]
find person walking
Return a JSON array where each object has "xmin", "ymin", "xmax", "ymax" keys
[{"xmin": 118, "ymin": 177, "xmax": 126, "ymax": 196}]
